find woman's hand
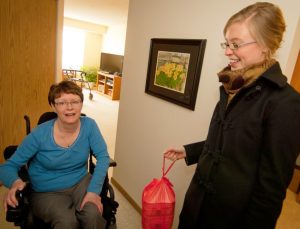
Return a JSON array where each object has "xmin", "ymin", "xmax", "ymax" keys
[
  {"xmin": 164, "ymin": 146, "xmax": 187, "ymax": 161},
  {"xmin": 3, "ymin": 178, "xmax": 26, "ymax": 212},
  {"xmin": 80, "ymin": 192, "xmax": 103, "ymax": 214}
]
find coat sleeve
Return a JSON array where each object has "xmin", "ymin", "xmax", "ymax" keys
[
  {"xmin": 184, "ymin": 141, "xmax": 206, "ymax": 165},
  {"xmin": 240, "ymin": 90, "xmax": 300, "ymax": 228},
  {"xmin": 183, "ymin": 101, "xmax": 220, "ymax": 166}
]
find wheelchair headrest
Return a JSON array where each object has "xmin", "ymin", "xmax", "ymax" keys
[
  {"xmin": 37, "ymin": 112, "xmax": 58, "ymax": 125},
  {"xmin": 37, "ymin": 112, "xmax": 86, "ymax": 125},
  {"xmin": 4, "ymin": 145, "xmax": 18, "ymax": 160}
]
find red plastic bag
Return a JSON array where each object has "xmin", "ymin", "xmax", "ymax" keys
[{"xmin": 142, "ymin": 157, "xmax": 176, "ymax": 229}]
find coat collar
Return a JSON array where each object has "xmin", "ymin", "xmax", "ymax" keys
[
  {"xmin": 260, "ymin": 62, "xmax": 287, "ymax": 88},
  {"xmin": 218, "ymin": 61, "xmax": 287, "ymax": 115},
  {"xmin": 219, "ymin": 61, "xmax": 287, "ymax": 94}
]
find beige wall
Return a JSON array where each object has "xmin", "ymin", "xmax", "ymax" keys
[
  {"xmin": 286, "ymin": 16, "xmax": 300, "ymax": 80},
  {"xmin": 83, "ymin": 33, "xmax": 103, "ymax": 68},
  {"xmin": 113, "ymin": 0, "xmax": 300, "ymax": 227}
]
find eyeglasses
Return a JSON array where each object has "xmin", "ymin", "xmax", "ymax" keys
[
  {"xmin": 54, "ymin": 100, "xmax": 82, "ymax": 108},
  {"xmin": 220, "ymin": 41, "xmax": 257, "ymax": 50}
]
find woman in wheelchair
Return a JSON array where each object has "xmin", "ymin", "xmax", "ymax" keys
[{"xmin": 0, "ymin": 80, "xmax": 110, "ymax": 229}]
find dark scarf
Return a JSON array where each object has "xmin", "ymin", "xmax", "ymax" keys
[{"xmin": 217, "ymin": 59, "xmax": 276, "ymax": 102}]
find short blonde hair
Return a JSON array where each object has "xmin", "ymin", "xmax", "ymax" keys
[{"xmin": 224, "ymin": 2, "xmax": 286, "ymax": 59}]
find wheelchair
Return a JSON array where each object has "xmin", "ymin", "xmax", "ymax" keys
[{"xmin": 3, "ymin": 112, "xmax": 118, "ymax": 229}]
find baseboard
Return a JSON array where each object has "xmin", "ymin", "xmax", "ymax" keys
[{"xmin": 111, "ymin": 177, "xmax": 142, "ymax": 215}]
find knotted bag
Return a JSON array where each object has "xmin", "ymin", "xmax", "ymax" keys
[{"xmin": 142, "ymin": 157, "xmax": 176, "ymax": 229}]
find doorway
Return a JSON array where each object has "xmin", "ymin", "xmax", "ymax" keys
[
  {"xmin": 61, "ymin": 1, "xmax": 129, "ymax": 162},
  {"xmin": 291, "ymin": 51, "xmax": 300, "ymax": 92}
]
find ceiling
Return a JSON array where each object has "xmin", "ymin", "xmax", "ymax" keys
[{"xmin": 64, "ymin": 0, "xmax": 129, "ymax": 27}]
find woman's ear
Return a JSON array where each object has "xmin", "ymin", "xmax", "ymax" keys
[
  {"xmin": 260, "ymin": 43, "xmax": 271, "ymax": 59},
  {"xmin": 263, "ymin": 49, "xmax": 272, "ymax": 60}
]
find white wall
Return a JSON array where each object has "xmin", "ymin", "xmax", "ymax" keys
[
  {"xmin": 61, "ymin": 17, "xmax": 127, "ymax": 68},
  {"xmin": 102, "ymin": 25, "xmax": 127, "ymax": 55},
  {"xmin": 113, "ymin": 0, "xmax": 300, "ymax": 227},
  {"xmin": 56, "ymin": 0, "xmax": 64, "ymax": 81},
  {"xmin": 64, "ymin": 17, "xmax": 107, "ymax": 34},
  {"xmin": 63, "ymin": 18, "xmax": 107, "ymax": 69}
]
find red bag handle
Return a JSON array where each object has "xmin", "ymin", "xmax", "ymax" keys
[{"xmin": 162, "ymin": 157, "xmax": 176, "ymax": 177}]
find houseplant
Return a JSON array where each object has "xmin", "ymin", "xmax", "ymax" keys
[{"xmin": 80, "ymin": 66, "xmax": 98, "ymax": 89}]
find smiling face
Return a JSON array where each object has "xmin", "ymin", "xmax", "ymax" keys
[
  {"xmin": 224, "ymin": 22, "xmax": 266, "ymax": 71},
  {"xmin": 52, "ymin": 93, "xmax": 83, "ymax": 125}
]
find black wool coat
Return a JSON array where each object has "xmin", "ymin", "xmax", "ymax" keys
[{"xmin": 179, "ymin": 62, "xmax": 300, "ymax": 229}]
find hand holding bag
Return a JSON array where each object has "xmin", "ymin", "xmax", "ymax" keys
[{"xmin": 142, "ymin": 157, "xmax": 176, "ymax": 229}]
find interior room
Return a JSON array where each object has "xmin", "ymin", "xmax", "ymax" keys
[
  {"xmin": 1, "ymin": 0, "xmax": 300, "ymax": 228},
  {"xmin": 60, "ymin": 0, "xmax": 129, "ymax": 160}
]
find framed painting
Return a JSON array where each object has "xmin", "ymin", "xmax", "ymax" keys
[{"xmin": 145, "ymin": 38, "xmax": 206, "ymax": 110}]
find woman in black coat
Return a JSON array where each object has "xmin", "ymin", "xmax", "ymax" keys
[{"xmin": 164, "ymin": 2, "xmax": 300, "ymax": 229}]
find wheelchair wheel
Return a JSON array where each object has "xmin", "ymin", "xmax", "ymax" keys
[
  {"xmin": 103, "ymin": 183, "xmax": 118, "ymax": 227},
  {"xmin": 107, "ymin": 183, "xmax": 115, "ymax": 201}
]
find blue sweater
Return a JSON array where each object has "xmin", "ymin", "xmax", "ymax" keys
[{"xmin": 0, "ymin": 116, "xmax": 109, "ymax": 194}]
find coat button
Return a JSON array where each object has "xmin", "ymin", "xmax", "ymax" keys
[{"xmin": 255, "ymin": 85, "xmax": 262, "ymax": 91}]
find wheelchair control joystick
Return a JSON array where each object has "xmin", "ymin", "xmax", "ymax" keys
[{"xmin": 6, "ymin": 190, "xmax": 25, "ymax": 223}]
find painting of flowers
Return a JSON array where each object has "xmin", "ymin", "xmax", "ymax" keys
[
  {"xmin": 145, "ymin": 38, "xmax": 206, "ymax": 110},
  {"xmin": 154, "ymin": 51, "xmax": 190, "ymax": 93}
]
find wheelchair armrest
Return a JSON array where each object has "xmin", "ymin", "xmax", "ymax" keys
[
  {"xmin": 109, "ymin": 158, "xmax": 117, "ymax": 167},
  {"xmin": 6, "ymin": 185, "xmax": 31, "ymax": 224},
  {"xmin": 89, "ymin": 157, "xmax": 116, "ymax": 175}
]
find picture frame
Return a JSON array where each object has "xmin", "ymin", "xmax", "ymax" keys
[{"xmin": 145, "ymin": 38, "xmax": 206, "ymax": 110}]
